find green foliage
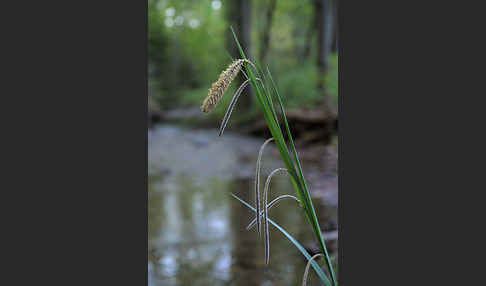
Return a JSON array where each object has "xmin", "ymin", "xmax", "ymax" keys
[
  {"xmin": 148, "ymin": 0, "xmax": 338, "ymax": 116},
  {"xmin": 148, "ymin": 2, "xmax": 168, "ymax": 70},
  {"xmin": 325, "ymin": 53, "xmax": 339, "ymax": 105},
  {"xmin": 148, "ymin": 0, "xmax": 228, "ymax": 109},
  {"xmin": 276, "ymin": 64, "xmax": 320, "ymax": 108}
]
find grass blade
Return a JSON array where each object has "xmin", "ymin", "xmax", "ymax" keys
[
  {"xmin": 230, "ymin": 27, "xmax": 300, "ymax": 191},
  {"xmin": 231, "ymin": 194, "xmax": 331, "ymax": 286},
  {"xmin": 246, "ymin": 194, "xmax": 300, "ymax": 230}
]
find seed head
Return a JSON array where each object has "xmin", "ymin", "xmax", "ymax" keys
[{"xmin": 201, "ymin": 59, "xmax": 248, "ymax": 113}]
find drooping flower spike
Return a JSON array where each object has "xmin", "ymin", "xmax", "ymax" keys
[
  {"xmin": 302, "ymin": 253, "xmax": 325, "ymax": 286},
  {"xmin": 263, "ymin": 167, "xmax": 288, "ymax": 264},
  {"xmin": 201, "ymin": 59, "xmax": 255, "ymax": 113},
  {"xmin": 254, "ymin": 138, "xmax": 274, "ymax": 237}
]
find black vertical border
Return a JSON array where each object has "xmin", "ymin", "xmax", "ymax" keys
[
  {"xmin": 2, "ymin": 0, "xmax": 149, "ymax": 284},
  {"xmin": 337, "ymin": 0, "xmax": 468, "ymax": 284},
  {"xmin": 337, "ymin": 0, "xmax": 343, "ymax": 282}
]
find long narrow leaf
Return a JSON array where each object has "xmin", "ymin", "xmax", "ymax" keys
[
  {"xmin": 230, "ymin": 27, "xmax": 299, "ymax": 187},
  {"xmin": 231, "ymin": 194, "xmax": 331, "ymax": 286},
  {"xmin": 246, "ymin": 194, "xmax": 300, "ymax": 230}
]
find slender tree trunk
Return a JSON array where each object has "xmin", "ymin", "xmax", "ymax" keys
[
  {"xmin": 315, "ymin": 0, "xmax": 335, "ymax": 111},
  {"xmin": 226, "ymin": 0, "xmax": 253, "ymax": 110},
  {"xmin": 301, "ymin": 1, "xmax": 317, "ymax": 63},
  {"xmin": 259, "ymin": 0, "xmax": 277, "ymax": 66},
  {"xmin": 315, "ymin": 0, "xmax": 337, "ymax": 145},
  {"xmin": 331, "ymin": 0, "xmax": 338, "ymax": 53},
  {"xmin": 316, "ymin": 0, "xmax": 332, "ymax": 84}
]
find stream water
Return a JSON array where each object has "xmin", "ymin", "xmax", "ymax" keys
[{"xmin": 148, "ymin": 124, "xmax": 337, "ymax": 285}]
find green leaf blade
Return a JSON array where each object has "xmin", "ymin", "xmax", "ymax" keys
[{"xmin": 231, "ymin": 194, "xmax": 331, "ymax": 286}]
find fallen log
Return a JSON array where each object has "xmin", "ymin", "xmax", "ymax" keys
[
  {"xmin": 148, "ymin": 96, "xmax": 164, "ymax": 128},
  {"xmin": 245, "ymin": 107, "xmax": 338, "ymax": 145},
  {"xmin": 304, "ymin": 230, "xmax": 339, "ymax": 256}
]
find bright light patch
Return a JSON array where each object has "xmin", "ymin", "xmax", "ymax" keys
[
  {"xmin": 189, "ymin": 19, "xmax": 200, "ymax": 29},
  {"xmin": 175, "ymin": 16, "xmax": 184, "ymax": 25},
  {"xmin": 165, "ymin": 7, "xmax": 175, "ymax": 17},
  {"xmin": 156, "ymin": 2, "xmax": 165, "ymax": 10},
  {"xmin": 211, "ymin": 0, "xmax": 221, "ymax": 10}
]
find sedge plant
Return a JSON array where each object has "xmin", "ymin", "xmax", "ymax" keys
[{"xmin": 200, "ymin": 28, "xmax": 337, "ymax": 286}]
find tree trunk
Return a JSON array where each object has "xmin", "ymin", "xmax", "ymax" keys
[
  {"xmin": 301, "ymin": 1, "xmax": 317, "ymax": 63},
  {"xmin": 315, "ymin": 0, "xmax": 333, "ymax": 83},
  {"xmin": 225, "ymin": 0, "xmax": 253, "ymax": 110},
  {"xmin": 331, "ymin": 0, "xmax": 338, "ymax": 53},
  {"xmin": 259, "ymin": 0, "xmax": 277, "ymax": 66},
  {"xmin": 315, "ymin": 0, "xmax": 335, "ymax": 113},
  {"xmin": 315, "ymin": 0, "xmax": 337, "ymax": 145}
]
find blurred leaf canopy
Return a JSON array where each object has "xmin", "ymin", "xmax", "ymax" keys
[{"xmin": 149, "ymin": 0, "xmax": 338, "ymax": 112}]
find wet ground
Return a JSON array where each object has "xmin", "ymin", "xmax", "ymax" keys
[{"xmin": 148, "ymin": 124, "xmax": 338, "ymax": 285}]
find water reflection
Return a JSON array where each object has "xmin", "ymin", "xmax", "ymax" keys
[{"xmin": 148, "ymin": 125, "xmax": 335, "ymax": 285}]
